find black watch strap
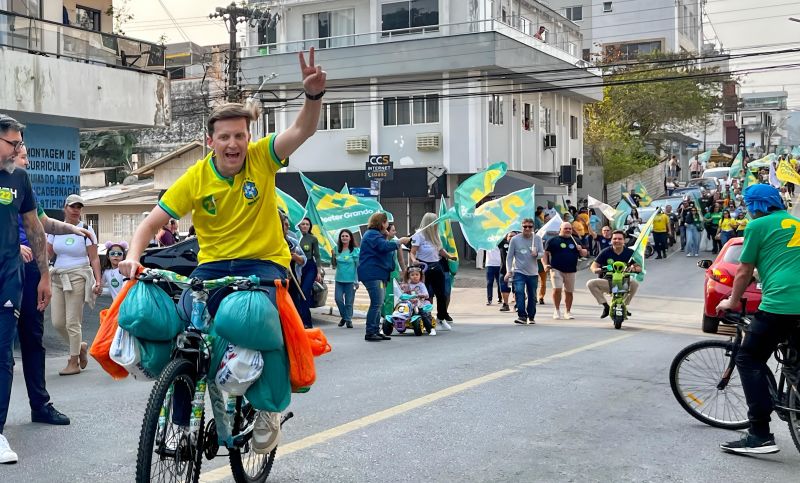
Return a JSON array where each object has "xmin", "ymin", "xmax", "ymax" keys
[{"xmin": 305, "ymin": 90, "xmax": 325, "ymax": 100}]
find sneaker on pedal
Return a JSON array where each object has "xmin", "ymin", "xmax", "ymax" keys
[
  {"xmin": 720, "ymin": 432, "xmax": 779, "ymax": 455},
  {"xmin": 252, "ymin": 411, "xmax": 281, "ymax": 454},
  {"xmin": 0, "ymin": 435, "xmax": 18, "ymax": 464}
]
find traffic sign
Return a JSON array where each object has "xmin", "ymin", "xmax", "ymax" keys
[{"xmin": 366, "ymin": 154, "xmax": 393, "ymax": 181}]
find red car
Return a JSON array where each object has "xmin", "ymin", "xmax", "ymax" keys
[{"xmin": 698, "ymin": 237, "xmax": 762, "ymax": 333}]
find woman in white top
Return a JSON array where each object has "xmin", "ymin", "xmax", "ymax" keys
[
  {"xmin": 410, "ymin": 212, "xmax": 457, "ymax": 329},
  {"xmin": 47, "ymin": 195, "xmax": 101, "ymax": 376}
]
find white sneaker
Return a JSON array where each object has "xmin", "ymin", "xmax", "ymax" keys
[
  {"xmin": 439, "ymin": 320, "xmax": 452, "ymax": 331},
  {"xmin": 0, "ymin": 434, "xmax": 18, "ymax": 464},
  {"xmin": 686, "ymin": 253, "xmax": 691, "ymax": 257},
  {"xmin": 429, "ymin": 328, "xmax": 437, "ymax": 336},
  {"xmin": 564, "ymin": 311, "xmax": 575, "ymax": 320},
  {"xmin": 553, "ymin": 309, "xmax": 562, "ymax": 319},
  {"xmin": 252, "ymin": 411, "xmax": 281, "ymax": 454}
]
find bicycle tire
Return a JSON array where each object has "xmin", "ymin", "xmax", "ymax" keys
[
  {"xmin": 229, "ymin": 401, "xmax": 276, "ymax": 483},
  {"xmin": 787, "ymin": 379, "xmax": 800, "ymax": 454},
  {"xmin": 136, "ymin": 358, "xmax": 204, "ymax": 483},
  {"xmin": 669, "ymin": 339, "xmax": 749, "ymax": 430}
]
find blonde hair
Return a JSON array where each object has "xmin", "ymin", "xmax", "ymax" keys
[
  {"xmin": 418, "ymin": 212, "xmax": 442, "ymax": 249},
  {"xmin": 207, "ymin": 101, "xmax": 261, "ymax": 136}
]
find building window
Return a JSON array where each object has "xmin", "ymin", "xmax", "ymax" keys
[
  {"xmin": 540, "ymin": 107, "xmax": 551, "ymax": 132},
  {"xmin": 604, "ymin": 41, "xmax": 662, "ymax": 60},
  {"xmin": 75, "ymin": 5, "xmax": 101, "ymax": 31},
  {"xmin": 570, "ymin": 115, "xmax": 578, "ymax": 139},
  {"xmin": 263, "ymin": 107, "xmax": 276, "ymax": 134},
  {"xmin": 85, "ymin": 213, "xmax": 99, "ymax": 236},
  {"xmin": 9, "ymin": 0, "xmax": 42, "ymax": 18},
  {"xmin": 381, "ymin": 0, "xmax": 439, "ymax": 36},
  {"xmin": 113, "ymin": 214, "xmax": 141, "ymax": 241},
  {"xmin": 582, "ymin": 49, "xmax": 591, "ymax": 62},
  {"xmin": 384, "ymin": 95, "xmax": 437, "ymax": 125},
  {"xmin": 489, "ymin": 95, "xmax": 504, "ymax": 126},
  {"xmin": 317, "ymin": 100, "xmax": 355, "ymax": 130},
  {"xmin": 564, "ymin": 6, "xmax": 582, "ymax": 22},
  {"xmin": 303, "ymin": 8, "xmax": 355, "ymax": 49},
  {"xmin": 603, "ymin": 2, "xmax": 613, "ymax": 13},
  {"xmin": 257, "ymin": 20, "xmax": 277, "ymax": 47},
  {"xmin": 523, "ymin": 103, "xmax": 531, "ymax": 131}
]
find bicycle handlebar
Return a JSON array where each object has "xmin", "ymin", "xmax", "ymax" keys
[
  {"xmin": 720, "ymin": 298, "xmax": 750, "ymax": 326},
  {"xmin": 136, "ymin": 268, "xmax": 289, "ymax": 291}
]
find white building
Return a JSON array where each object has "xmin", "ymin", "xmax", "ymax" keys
[
  {"xmin": 240, "ymin": 0, "xmax": 602, "ymax": 236},
  {"xmin": 542, "ymin": 0, "xmax": 702, "ymax": 61},
  {"xmin": 741, "ymin": 91, "xmax": 790, "ymax": 154},
  {"xmin": 0, "ymin": 0, "xmax": 169, "ymax": 217}
]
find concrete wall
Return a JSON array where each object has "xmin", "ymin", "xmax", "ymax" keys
[
  {"xmin": 605, "ymin": 160, "xmax": 668, "ymax": 205},
  {"xmin": 81, "ymin": 171, "xmax": 106, "ymax": 188},
  {"xmin": 0, "ymin": 48, "xmax": 169, "ymax": 129},
  {"xmin": 154, "ymin": 148, "xmax": 203, "ymax": 190}
]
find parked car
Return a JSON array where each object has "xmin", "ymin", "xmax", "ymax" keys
[
  {"xmin": 697, "ymin": 237, "xmax": 761, "ymax": 333},
  {"xmin": 701, "ymin": 167, "xmax": 729, "ymax": 182},
  {"xmin": 637, "ymin": 196, "xmax": 684, "ymax": 222}
]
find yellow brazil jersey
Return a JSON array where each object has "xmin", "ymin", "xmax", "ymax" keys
[
  {"xmin": 736, "ymin": 218, "xmax": 748, "ymax": 231},
  {"xmin": 719, "ymin": 218, "xmax": 736, "ymax": 232},
  {"xmin": 158, "ymin": 135, "xmax": 290, "ymax": 267},
  {"xmin": 652, "ymin": 213, "xmax": 669, "ymax": 232}
]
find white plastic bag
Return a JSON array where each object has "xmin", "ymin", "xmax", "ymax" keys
[
  {"xmin": 108, "ymin": 327, "xmax": 152, "ymax": 381},
  {"xmin": 215, "ymin": 344, "xmax": 264, "ymax": 396}
]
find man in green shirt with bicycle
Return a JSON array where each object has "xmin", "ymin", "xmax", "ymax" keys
[
  {"xmin": 716, "ymin": 184, "xmax": 800, "ymax": 455},
  {"xmin": 120, "ymin": 49, "xmax": 327, "ymax": 455}
]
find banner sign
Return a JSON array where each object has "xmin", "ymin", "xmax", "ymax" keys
[{"xmin": 23, "ymin": 124, "xmax": 81, "ymax": 210}]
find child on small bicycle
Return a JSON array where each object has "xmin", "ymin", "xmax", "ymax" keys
[{"xmin": 400, "ymin": 266, "xmax": 434, "ymax": 333}]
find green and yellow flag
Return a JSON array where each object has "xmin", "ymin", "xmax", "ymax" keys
[
  {"xmin": 300, "ymin": 172, "xmax": 390, "ymax": 232},
  {"xmin": 276, "ymin": 188, "xmax": 306, "ymax": 232},
  {"xmin": 629, "ymin": 210, "xmax": 655, "ymax": 282},
  {"xmin": 453, "ymin": 162, "xmax": 508, "ymax": 217},
  {"xmin": 697, "ymin": 150, "xmax": 712, "ymax": 164},
  {"xmin": 438, "ymin": 196, "xmax": 459, "ymax": 279},
  {"xmin": 729, "ymin": 151, "xmax": 743, "ymax": 179},
  {"xmin": 457, "ymin": 186, "xmax": 536, "ymax": 250},
  {"xmin": 611, "ymin": 199, "xmax": 632, "ymax": 231},
  {"xmin": 776, "ymin": 160, "xmax": 800, "ymax": 185},
  {"xmin": 632, "ymin": 181, "xmax": 652, "ymax": 207},
  {"xmin": 302, "ymin": 199, "xmax": 336, "ymax": 264}
]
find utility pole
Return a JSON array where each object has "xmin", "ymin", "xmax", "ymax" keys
[{"xmin": 210, "ymin": 2, "xmax": 273, "ymax": 102}]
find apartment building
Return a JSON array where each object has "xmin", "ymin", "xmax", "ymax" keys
[{"xmin": 239, "ymin": 0, "xmax": 602, "ymax": 236}]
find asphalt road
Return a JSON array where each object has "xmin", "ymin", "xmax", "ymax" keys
[{"xmin": 4, "ymin": 239, "xmax": 799, "ymax": 482}]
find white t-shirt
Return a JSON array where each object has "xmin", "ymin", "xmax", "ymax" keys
[
  {"xmin": 411, "ymin": 232, "xmax": 440, "ymax": 264},
  {"xmin": 102, "ymin": 267, "xmax": 125, "ymax": 299},
  {"xmin": 486, "ymin": 247, "xmax": 502, "ymax": 267},
  {"xmin": 47, "ymin": 224, "xmax": 96, "ymax": 269}
]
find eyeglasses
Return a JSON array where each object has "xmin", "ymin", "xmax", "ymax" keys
[
  {"xmin": 108, "ymin": 251, "xmax": 124, "ymax": 257},
  {"xmin": 522, "ymin": 225, "xmax": 534, "ymax": 229},
  {"xmin": 0, "ymin": 138, "xmax": 24, "ymax": 152}
]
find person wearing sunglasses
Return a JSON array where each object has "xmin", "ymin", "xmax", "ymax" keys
[
  {"xmin": 503, "ymin": 218, "xmax": 545, "ymax": 325},
  {"xmin": 101, "ymin": 241, "xmax": 128, "ymax": 300}
]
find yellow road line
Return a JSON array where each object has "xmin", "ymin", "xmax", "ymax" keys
[{"xmin": 199, "ymin": 333, "xmax": 633, "ymax": 482}]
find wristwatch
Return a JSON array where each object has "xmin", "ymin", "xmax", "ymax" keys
[{"xmin": 305, "ymin": 90, "xmax": 325, "ymax": 101}]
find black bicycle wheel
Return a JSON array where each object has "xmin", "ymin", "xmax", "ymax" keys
[
  {"xmin": 669, "ymin": 339, "xmax": 749, "ymax": 430},
  {"xmin": 229, "ymin": 400, "xmax": 276, "ymax": 483},
  {"xmin": 787, "ymin": 378, "xmax": 800, "ymax": 454},
  {"xmin": 136, "ymin": 358, "xmax": 204, "ymax": 483}
]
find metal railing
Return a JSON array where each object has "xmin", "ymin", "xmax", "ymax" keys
[
  {"xmin": 242, "ymin": 17, "xmax": 585, "ymax": 63},
  {"xmin": 0, "ymin": 9, "xmax": 165, "ymax": 73}
]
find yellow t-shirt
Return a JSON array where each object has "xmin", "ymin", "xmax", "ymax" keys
[
  {"xmin": 652, "ymin": 213, "xmax": 669, "ymax": 233},
  {"xmin": 736, "ymin": 218, "xmax": 749, "ymax": 231},
  {"xmin": 719, "ymin": 218, "xmax": 736, "ymax": 232},
  {"xmin": 158, "ymin": 135, "xmax": 290, "ymax": 267}
]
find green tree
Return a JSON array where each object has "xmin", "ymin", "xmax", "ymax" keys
[
  {"xmin": 80, "ymin": 131, "xmax": 137, "ymax": 176},
  {"xmin": 585, "ymin": 51, "xmax": 726, "ymax": 183}
]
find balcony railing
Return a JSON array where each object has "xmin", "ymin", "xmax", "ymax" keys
[
  {"xmin": 242, "ymin": 17, "xmax": 586, "ymax": 65},
  {"xmin": 0, "ymin": 9, "xmax": 165, "ymax": 73}
]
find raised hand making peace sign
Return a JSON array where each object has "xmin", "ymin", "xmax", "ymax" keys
[{"xmin": 299, "ymin": 47, "xmax": 327, "ymax": 98}]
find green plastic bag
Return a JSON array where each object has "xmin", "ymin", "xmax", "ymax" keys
[
  {"xmin": 119, "ymin": 282, "xmax": 181, "ymax": 341},
  {"xmin": 244, "ymin": 349, "xmax": 291, "ymax": 412},
  {"xmin": 137, "ymin": 338, "xmax": 174, "ymax": 379},
  {"xmin": 215, "ymin": 290, "xmax": 284, "ymax": 352}
]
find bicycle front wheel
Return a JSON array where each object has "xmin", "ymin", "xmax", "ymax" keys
[
  {"xmin": 229, "ymin": 400, "xmax": 276, "ymax": 483},
  {"xmin": 136, "ymin": 358, "xmax": 204, "ymax": 483},
  {"xmin": 669, "ymin": 339, "xmax": 749, "ymax": 430},
  {"xmin": 787, "ymin": 378, "xmax": 800, "ymax": 454}
]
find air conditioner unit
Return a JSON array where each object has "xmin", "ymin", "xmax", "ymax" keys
[
  {"xmin": 723, "ymin": 113, "xmax": 735, "ymax": 122},
  {"xmin": 544, "ymin": 134, "xmax": 557, "ymax": 149},
  {"xmin": 345, "ymin": 136, "xmax": 369, "ymax": 153},
  {"xmin": 416, "ymin": 133, "xmax": 441, "ymax": 151}
]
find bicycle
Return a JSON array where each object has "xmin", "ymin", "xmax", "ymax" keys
[
  {"xmin": 134, "ymin": 268, "xmax": 292, "ymax": 483},
  {"xmin": 669, "ymin": 300, "xmax": 800, "ymax": 453},
  {"xmin": 602, "ymin": 261, "xmax": 633, "ymax": 330}
]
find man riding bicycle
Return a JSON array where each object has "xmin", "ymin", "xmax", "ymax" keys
[
  {"xmin": 586, "ymin": 230, "xmax": 641, "ymax": 319},
  {"xmin": 119, "ymin": 49, "xmax": 326, "ymax": 455},
  {"xmin": 716, "ymin": 184, "xmax": 800, "ymax": 455}
]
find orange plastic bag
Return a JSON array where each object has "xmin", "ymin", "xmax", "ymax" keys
[
  {"xmin": 274, "ymin": 279, "xmax": 316, "ymax": 392},
  {"xmin": 305, "ymin": 328, "xmax": 331, "ymax": 357},
  {"xmin": 90, "ymin": 269, "xmax": 141, "ymax": 380}
]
